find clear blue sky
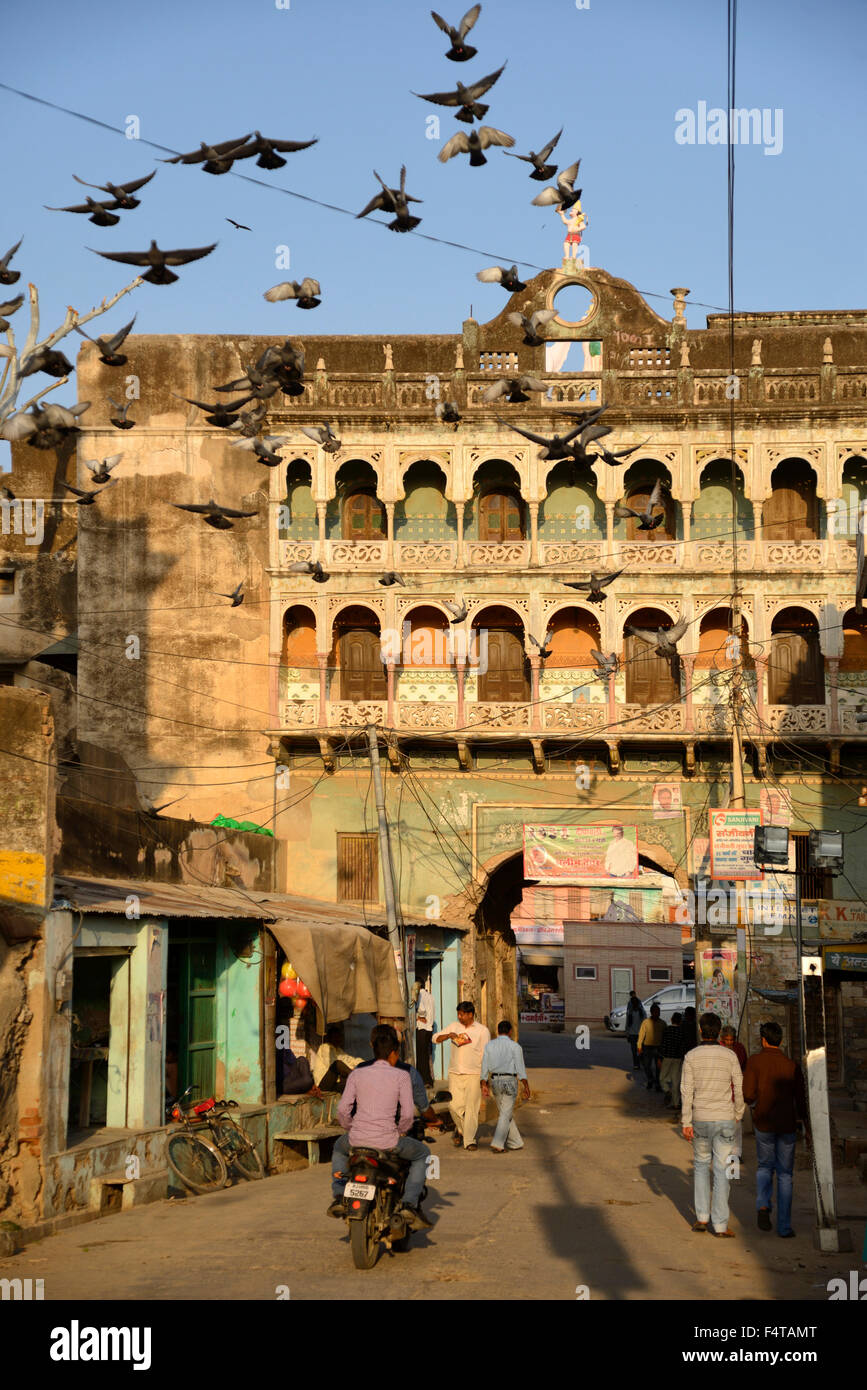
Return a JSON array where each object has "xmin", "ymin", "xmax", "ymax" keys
[{"xmin": 1, "ymin": 0, "xmax": 865, "ymax": 353}]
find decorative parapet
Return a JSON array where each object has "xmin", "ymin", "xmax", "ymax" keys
[
  {"xmin": 542, "ymin": 703, "xmax": 609, "ymax": 730},
  {"xmin": 467, "ymin": 702, "xmax": 531, "ymax": 730},
  {"xmin": 394, "ymin": 541, "xmax": 458, "ymax": 568},
  {"xmin": 763, "ymin": 540, "xmax": 825, "ymax": 568},
  {"xmin": 465, "ymin": 541, "xmax": 531, "ymax": 567},
  {"xmin": 538, "ymin": 541, "xmax": 604, "ymax": 567},
  {"xmin": 619, "ymin": 703, "xmax": 684, "ymax": 732},
  {"xmin": 278, "ymin": 540, "xmax": 316, "ymax": 567},
  {"xmin": 326, "ymin": 539, "xmax": 387, "ymax": 567},
  {"xmin": 693, "ymin": 540, "xmax": 754, "ymax": 570},
  {"xmin": 397, "ymin": 701, "xmax": 458, "ymax": 730},
  {"xmin": 617, "ymin": 541, "xmax": 680, "ymax": 567},
  {"xmin": 328, "ymin": 701, "xmax": 386, "ymax": 727},
  {"xmin": 766, "ymin": 704, "xmax": 828, "ymax": 732},
  {"xmin": 281, "ymin": 700, "xmax": 319, "ymax": 728}
]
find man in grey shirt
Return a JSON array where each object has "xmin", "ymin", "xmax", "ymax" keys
[{"xmin": 481, "ymin": 1021, "xmax": 531, "ymax": 1153}]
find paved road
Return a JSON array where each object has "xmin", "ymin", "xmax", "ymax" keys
[{"xmin": 3, "ymin": 1029, "xmax": 863, "ymax": 1301}]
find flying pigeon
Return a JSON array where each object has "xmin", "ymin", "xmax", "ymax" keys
[
  {"xmin": 475, "ymin": 264, "xmax": 526, "ymax": 292},
  {"xmin": 442, "ymin": 597, "xmax": 469, "ymax": 623},
  {"xmin": 550, "ymin": 405, "xmax": 613, "ymax": 462},
  {"xmin": 19, "ymin": 347, "xmax": 74, "ymax": 379},
  {"xmin": 175, "ymin": 393, "xmax": 255, "ymax": 427},
  {"xmin": 58, "ymin": 478, "xmax": 117, "ymax": 505},
  {"xmin": 590, "ymin": 438, "xmax": 650, "ymax": 468},
  {"xmin": 438, "ymin": 125, "xmax": 515, "ymax": 167},
  {"xmin": 356, "ymin": 168, "xmax": 422, "ymax": 233},
  {"xmin": 531, "ymin": 160, "xmax": 582, "ymax": 211},
  {"xmin": 378, "ymin": 572, "xmax": 405, "ymax": 587},
  {"xmin": 230, "ymin": 401, "xmax": 269, "ymax": 436},
  {"xmin": 230, "ymin": 434, "xmax": 291, "ymax": 466},
  {"xmin": 214, "ymin": 354, "xmax": 283, "ymax": 399},
  {"xmin": 288, "ymin": 560, "xmax": 329, "ymax": 583},
  {"xmin": 435, "ymin": 400, "xmax": 461, "ymax": 429},
  {"xmin": 591, "ymin": 650, "xmax": 619, "ymax": 679},
  {"xmin": 171, "ymin": 499, "xmax": 259, "ymax": 530},
  {"xmin": 562, "ymin": 569, "xmax": 624, "ymax": 604},
  {"xmin": 263, "ymin": 278, "xmax": 321, "ymax": 309},
  {"xmin": 219, "ymin": 132, "xmax": 318, "ymax": 171},
  {"xmin": 431, "ymin": 5, "xmax": 481, "ymax": 61},
  {"xmin": 507, "ymin": 308, "xmax": 557, "ymax": 346},
  {"xmin": 626, "ymin": 616, "xmax": 688, "ymax": 658},
  {"xmin": 0, "ymin": 239, "xmax": 23, "ymax": 285},
  {"xmin": 497, "ymin": 416, "xmax": 594, "ymax": 462},
  {"xmin": 0, "ymin": 293, "xmax": 24, "ymax": 330},
  {"xmin": 45, "ymin": 196, "xmax": 124, "ymax": 227},
  {"xmin": 161, "ymin": 137, "xmax": 254, "ymax": 174},
  {"xmin": 216, "ymin": 582, "xmax": 244, "ymax": 607},
  {"xmin": 481, "ymin": 374, "xmax": 548, "ymax": 404},
  {"xmin": 300, "ymin": 422, "xmax": 341, "ymax": 452},
  {"xmin": 528, "ymin": 630, "xmax": 553, "ymax": 659},
  {"xmin": 503, "ymin": 128, "xmax": 562, "ymax": 180},
  {"xmin": 90, "ymin": 240, "xmax": 216, "ymax": 284},
  {"xmin": 413, "ymin": 62, "xmax": 506, "ymax": 124},
  {"xmin": 1, "ymin": 401, "xmax": 89, "ymax": 449},
  {"xmin": 107, "ymin": 395, "xmax": 136, "ymax": 429},
  {"xmin": 72, "ymin": 170, "xmax": 156, "ymax": 208},
  {"xmin": 614, "ymin": 479, "xmax": 666, "ymax": 531},
  {"xmin": 83, "ymin": 453, "xmax": 123, "ymax": 484},
  {"xmin": 74, "ymin": 316, "xmax": 136, "ymax": 366}
]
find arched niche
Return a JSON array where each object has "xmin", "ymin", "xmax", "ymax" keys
[
  {"xmin": 539, "ymin": 459, "xmax": 605, "ymax": 541},
  {"xmin": 472, "ymin": 604, "xmax": 528, "ymax": 703},
  {"xmin": 281, "ymin": 459, "xmax": 316, "ymax": 538},
  {"xmin": 401, "ymin": 604, "xmax": 452, "ymax": 669},
  {"xmin": 545, "ymin": 607, "xmax": 601, "ymax": 667},
  {"xmin": 331, "ymin": 604, "xmax": 387, "ymax": 702},
  {"xmin": 330, "ymin": 460, "xmax": 385, "ymax": 541},
  {"xmin": 622, "ymin": 606, "xmax": 681, "ymax": 706},
  {"xmin": 764, "ymin": 458, "xmax": 821, "ymax": 542},
  {"xmin": 466, "ymin": 460, "xmax": 525, "ymax": 542},
  {"xmin": 695, "ymin": 607, "xmax": 752, "ymax": 670},
  {"xmin": 768, "ymin": 606, "xmax": 824, "ymax": 705},
  {"xmin": 693, "ymin": 460, "xmax": 753, "ymax": 541},
  {"xmin": 618, "ymin": 460, "xmax": 676, "ymax": 540},
  {"xmin": 839, "ymin": 456, "xmax": 867, "ymax": 539},
  {"xmin": 394, "ymin": 460, "xmax": 456, "ymax": 543}
]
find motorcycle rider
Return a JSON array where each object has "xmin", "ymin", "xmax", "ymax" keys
[{"xmin": 327, "ymin": 1030, "xmax": 432, "ymax": 1230}]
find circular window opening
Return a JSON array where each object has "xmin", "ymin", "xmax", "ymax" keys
[{"xmin": 553, "ymin": 284, "xmax": 595, "ymax": 326}]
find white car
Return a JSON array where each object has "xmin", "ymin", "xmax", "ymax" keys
[{"xmin": 604, "ymin": 982, "xmax": 695, "ymax": 1032}]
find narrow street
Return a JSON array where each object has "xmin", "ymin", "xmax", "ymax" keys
[{"xmin": 3, "ymin": 1029, "xmax": 863, "ymax": 1302}]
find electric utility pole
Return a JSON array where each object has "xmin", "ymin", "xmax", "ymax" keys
[{"xmin": 367, "ymin": 725, "xmax": 412, "ymax": 1059}]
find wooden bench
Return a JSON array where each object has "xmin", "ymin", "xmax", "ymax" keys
[{"xmin": 273, "ymin": 1126, "xmax": 343, "ymax": 1166}]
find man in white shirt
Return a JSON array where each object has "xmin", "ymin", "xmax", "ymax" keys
[
  {"xmin": 434, "ymin": 1001, "xmax": 491, "ymax": 1151},
  {"xmin": 415, "ymin": 979, "xmax": 435, "ymax": 1086},
  {"xmin": 604, "ymin": 825, "xmax": 638, "ymax": 878},
  {"xmin": 681, "ymin": 1011, "xmax": 745, "ymax": 1237}
]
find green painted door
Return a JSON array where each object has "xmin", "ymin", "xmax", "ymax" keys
[{"xmin": 174, "ymin": 935, "xmax": 218, "ymax": 1099}]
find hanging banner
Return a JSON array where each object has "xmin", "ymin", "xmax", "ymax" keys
[
  {"xmin": 824, "ymin": 944, "xmax": 867, "ymax": 971},
  {"xmin": 523, "ymin": 823, "xmax": 639, "ymax": 882},
  {"xmin": 709, "ymin": 810, "xmax": 764, "ymax": 881},
  {"xmin": 698, "ymin": 947, "xmax": 738, "ymax": 1023}
]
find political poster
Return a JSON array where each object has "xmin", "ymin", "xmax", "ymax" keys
[{"xmin": 523, "ymin": 823, "xmax": 639, "ymax": 882}]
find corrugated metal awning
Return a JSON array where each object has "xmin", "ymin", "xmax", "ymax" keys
[{"xmin": 53, "ymin": 875, "xmax": 268, "ymax": 920}]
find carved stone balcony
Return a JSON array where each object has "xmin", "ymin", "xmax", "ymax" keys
[
  {"xmin": 762, "ymin": 539, "xmax": 825, "ymax": 569},
  {"xmin": 692, "ymin": 540, "xmax": 755, "ymax": 571},
  {"xmin": 766, "ymin": 704, "xmax": 829, "ymax": 733},
  {"xmin": 464, "ymin": 541, "xmax": 531, "ymax": 567},
  {"xmin": 282, "ymin": 699, "xmax": 319, "ymax": 728},
  {"xmin": 394, "ymin": 541, "xmax": 457, "ymax": 569},
  {"xmin": 617, "ymin": 540, "xmax": 681, "ymax": 568},
  {"xmin": 538, "ymin": 541, "xmax": 604, "ymax": 567},
  {"xmin": 398, "ymin": 701, "xmax": 457, "ymax": 730},
  {"xmin": 327, "ymin": 701, "xmax": 386, "ymax": 727}
]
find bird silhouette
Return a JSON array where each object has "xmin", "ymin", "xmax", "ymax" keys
[
  {"xmin": 161, "ymin": 137, "xmax": 253, "ymax": 174},
  {"xmin": 614, "ymin": 480, "xmax": 666, "ymax": 531},
  {"xmin": 300, "ymin": 422, "xmax": 341, "ymax": 453},
  {"xmin": 72, "ymin": 170, "xmax": 156, "ymax": 208},
  {"xmin": 0, "ymin": 239, "xmax": 23, "ymax": 285},
  {"xmin": 528, "ymin": 630, "xmax": 553, "ymax": 659},
  {"xmin": 90, "ymin": 240, "xmax": 216, "ymax": 284},
  {"xmin": 475, "ymin": 264, "xmax": 526, "ymax": 292},
  {"xmin": 590, "ymin": 438, "xmax": 650, "ymax": 467},
  {"xmin": 171, "ymin": 499, "xmax": 259, "ymax": 530},
  {"xmin": 0, "ymin": 293, "xmax": 24, "ymax": 330},
  {"xmin": 288, "ymin": 559, "xmax": 329, "ymax": 583},
  {"xmin": 497, "ymin": 416, "xmax": 593, "ymax": 461},
  {"xmin": 435, "ymin": 401, "xmax": 462, "ymax": 429},
  {"xmin": 591, "ymin": 649, "xmax": 619, "ymax": 679},
  {"xmin": 107, "ymin": 395, "xmax": 136, "ymax": 429},
  {"xmin": 216, "ymin": 582, "xmax": 245, "ymax": 607},
  {"xmin": 431, "ymin": 5, "xmax": 481, "ymax": 61},
  {"xmin": 504, "ymin": 128, "xmax": 562, "ymax": 180},
  {"xmin": 413, "ymin": 62, "xmax": 506, "ymax": 123},
  {"xmin": 378, "ymin": 572, "xmax": 406, "ymax": 587},
  {"xmin": 175, "ymin": 393, "xmax": 255, "ymax": 427},
  {"xmin": 263, "ymin": 278, "xmax": 321, "ymax": 309},
  {"xmin": 19, "ymin": 347, "xmax": 74, "ymax": 379},
  {"xmin": 356, "ymin": 168, "xmax": 422, "ymax": 232},
  {"xmin": 226, "ymin": 218, "xmax": 252, "ymax": 231},
  {"xmin": 562, "ymin": 569, "xmax": 624, "ymax": 604},
  {"xmin": 531, "ymin": 160, "xmax": 582, "ymax": 210},
  {"xmin": 626, "ymin": 616, "xmax": 688, "ymax": 657},
  {"xmin": 59, "ymin": 478, "xmax": 117, "ymax": 505},
  {"xmin": 481, "ymin": 374, "xmax": 548, "ymax": 404},
  {"xmin": 442, "ymin": 597, "xmax": 469, "ymax": 623},
  {"xmin": 75, "ymin": 316, "xmax": 136, "ymax": 366},
  {"xmin": 45, "ymin": 196, "xmax": 124, "ymax": 227},
  {"xmin": 230, "ymin": 434, "xmax": 291, "ymax": 467},
  {"xmin": 220, "ymin": 132, "xmax": 318, "ymax": 170},
  {"xmin": 507, "ymin": 308, "xmax": 557, "ymax": 346},
  {"xmin": 438, "ymin": 125, "xmax": 514, "ymax": 166},
  {"xmin": 83, "ymin": 453, "xmax": 123, "ymax": 484}
]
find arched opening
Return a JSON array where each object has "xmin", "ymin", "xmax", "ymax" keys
[
  {"xmin": 618, "ymin": 460, "xmax": 676, "ymax": 540},
  {"xmin": 332, "ymin": 605, "xmax": 387, "ymax": 702},
  {"xmin": 395, "ymin": 460, "xmax": 455, "ymax": 543},
  {"xmin": 545, "ymin": 608, "xmax": 601, "ymax": 667},
  {"xmin": 282, "ymin": 605, "xmax": 317, "ymax": 670},
  {"xmin": 624, "ymin": 607, "xmax": 681, "ymax": 705},
  {"xmin": 331, "ymin": 461, "xmax": 385, "ymax": 541},
  {"xmin": 469, "ymin": 460, "xmax": 525, "ymax": 542},
  {"xmin": 539, "ymin": 459, "xmax": 605, "ymax": 541},
  {"xmin": 693, "ymin": 460, "xmax": 753, "ymax": 541},
  {"xmin": 764, "ymin": 459, "xmax": 820, "ymax": 542},
  {"xmin": 281, "ymin": 459, "xmax": 316, "ymax": 538},
  {"xmin": 840, "ymin": 457, "xmax": 867, "ymax": 539},
  {"xmin": 402, "ymin": 604, "xmax": 451, "ymax": 669},
  {"xmin": 473, "ymin": 605, "xmax": 529, "ymax": 703},
  {"xmin": 840, "ymin": 607, "xmax": 867, "ymax": 671},
  {"xmin": 768, "ymin": 607, "xmax": 824, "ymax": 705},
  {"xmin": 695, "ymin": 608, "xmax": 752, "ymax": 671}
]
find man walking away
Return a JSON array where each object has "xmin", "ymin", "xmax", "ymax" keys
[
  {"xmin": 415, "ymin": 978, "xmax": 436, "ymax": 1086},
  {"xmin": 481, "ymin": 1021, "xmax": 530, "ymax": 1153},
  {"xmin": 434, "ymin": 1001, "xmax": 491, "ymax": 1151},
  {"xmin": 327, "ymin": 1031, "xmax": 432, "ymax": 1230},
  {"xmin": 659, "ymin": 1011, "xmax": 686, "ymax": 1112},
  {"xmin": 682, "ymin": 1005, "xmax": 698, "ymax": 1052},
  {"xmin": 637, "ymin": 1003, "xmax": 665, "ymax": 1091},
  {"xmin": 625, "ymin": 991, "xmax": 645, "ymax": 1069},
  {"xmin": 681, "ymin": 1011, "xmax": 744, "ymax": 1237},
  {"xmin": 742, "ymin": 1020, "xmax": 808, "ymax": 1239}
]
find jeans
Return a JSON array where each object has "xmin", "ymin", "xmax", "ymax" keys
[
  {"xmin": 754, "ymin": 1129, "xmax": 796, "ymax": 1236},
  {"xmin": 641, "ymin": 1046, "xmax": 662, "ymax": 1087},
  {"xmin": 626, "ymin": 1033, "xmax": 640, "ymax": 1067},
  {"xmin": 692, "ymin": 1119, "xmax": 737, "ymax": 1232},
  {"xmin": 489, "ymin": 1078, "xmax": 523, "ymax": 1150},
  {"xmin": 331, "ymin": 1133, "xmax": 430, "ymax": 1207}
]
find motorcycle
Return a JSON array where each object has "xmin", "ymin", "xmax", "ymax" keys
[{"xmin": 342, "ymin": 1145, "xmax": 429, "ymax": 1269}]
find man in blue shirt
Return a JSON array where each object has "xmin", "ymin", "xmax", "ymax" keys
[{"xmin": 481, "ymin": 1021, "xmax": 531, "ymax": 1153}]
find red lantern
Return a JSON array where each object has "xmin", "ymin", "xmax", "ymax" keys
[
  {"xmin": 295, "ymin": 980, "xmax": 312, "ymax": 1000},
  {"xmin": 279, "ymin": 978, "xmax": 298, "ymax": 998}
]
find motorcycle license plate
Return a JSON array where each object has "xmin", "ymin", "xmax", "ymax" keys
[{"xmin": 344, "ymin": 1181, "xmax": 376, "ymax": 1200}]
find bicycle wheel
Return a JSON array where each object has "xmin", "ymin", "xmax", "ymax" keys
[
  {"xmin": 211, "ymin": 1116, "xmax": 265, "ymax": 1180},
  {"xmin": 167, "ymin": 1131, "xmax": 228, "ymax": 1194}
]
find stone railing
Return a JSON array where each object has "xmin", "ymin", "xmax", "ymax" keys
[
  {"xmin": 692, "ymin": 540, "xmax": 754, "ymax": 570},
  {"xmin": 837, "ymin": 371, "xmax": 867, "ymax": 401},
  {"xmin": 766, "ymin": 704, "xmax": 828, "ymax": 733},
  {"xmin": 763, "ymin": 539, "xmax": 825, "ymax": 568},
  {"xmin": 619, "ymin": 703, "xmax": 684, "ymax": 732},
  {"xmin": 466, "ymin": 702, "xmax": 531, "ymax": 730},
  {"xmin": 538, "ymin": 541, "xmax": 604, "ymax": 567},
  {"xmin": 615, "ymin": 373, "xmax": 676, "ymax": 405},
  {"xmin": 543, "ymin": 703, "xmax": 609, "ymax": 731},
  {"xmin": 282, "ymin": 699, "xmax": 319, "ymax": 728},
  {"xmin": 394, "ymin": 541, "xmax": 458, "ymax": 568},
  {"xmin": 763, "ymin": 372, "xmax": 820, "ymax": 404},
  {"xmin": 397, "ymin": 701, "xmax": 457, "ymax": 730},
  {"xmin": 326, "ymin": 376, "xmax": 384, "ymax": 409},
  {"xmin": 278, "ymin": 540, "xmax": 317, "ymax": 567},
  {"xmin": 327, "ymin": 701, "xmax": 386, "ymax": 727},
  {"xmin": 617, "ymin": 540, "xmax": 680, "ymax": 567},
  {"xmin": 465, "ymin": 541, "xmax": 531, "ymax": 567},
  {"xmin": 326, "ymin": 539, "xmax": 387, "ymax": 567}
]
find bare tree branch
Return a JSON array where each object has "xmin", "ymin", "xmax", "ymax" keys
[{"xmin": 18, "ymin": 376, "xmax": 70, "ymax": 412}]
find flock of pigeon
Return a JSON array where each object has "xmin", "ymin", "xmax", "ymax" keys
[{"xmin": 0, "ymin": 4, "xmax": 688, "ymax": 666}]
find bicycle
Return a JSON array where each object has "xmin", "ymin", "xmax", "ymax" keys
[{"xmin": 165, "ymin": 1086, "xmax": 265, "ymax": 1194}]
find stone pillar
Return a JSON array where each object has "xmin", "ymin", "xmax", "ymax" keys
[
  {"xmin": 682, "ymin": 655, "xmax": 695, "ymax": 732},
  {"xmin": 753, "ymin": 654, "xmax": 767, "ymax": 726},
  {"xmin": 385, "ymin": 502, "xmax": 395, "ymax": 568},
  {"xmin": 456, "ymin": 503, "xmax": 466, "ymax": 568},
  {"xmin": 317, "ymin": 652, "xmax": 328, "ymax": 725},
  {"xmin": 385, "ymin": 657, "xmax": 396, "ymax": 727},
  {"xmin": 679, "ymin": 500, "xmax": 692, "ymax": 568},
  {"xmin": 827, "ymin": 657, "xmax": 840, "ymax": 734},
  {"xmin": 455, "ymin": 656, "xmax": 466, "ymax": 726},
  {"xmin": 608, "ymin": 670, "xmax": 617, "ymax": 729},
  {"xmin": 316, "ymin": 502, "xmax": 327, "ymax": 559},
  {"xmin": 529, "ymin": 653, "xmax": 541, "ymax": 729},
  {"xmin": 528, "ymin": 501, "xmax": 540, "ymax": 566},
  {"xmin": 605, "ymin": 501, "xmax": 616, "ymax": 560},
  {"xmin": 751, "ymin": 500, "xmax": 763, "ymax": 556}
]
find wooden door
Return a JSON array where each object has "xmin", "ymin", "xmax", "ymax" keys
[
  {"xmin": 343, "ymin": 489, "xmax": 386, "ymax": 540},
  {"xmin": 339, "ymin": 628, "xmax": 387, "ymax": 701},
  {"xmin": 764, "ymin": 481, "xmax": 818, "ymax": 541},
  {"xmin": 478, "ymin": 628, "xmax": 529, "ymax": 702},
  {"xmin": 625, "ymin": 634, "xmax": 680, "ymax": 705},
  {"xmin": 479, "ymin": 490, "xmax": 524, "ymax": 542},
  {"xmin": 768, "ymin": 631, "xmax": 823, "ymax": 704},
  {"xmin": 624, "ymin": 485, "xmax": 674, "ymax": 540}
]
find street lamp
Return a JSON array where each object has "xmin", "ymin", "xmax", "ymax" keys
[{"xmin": 753, "ymin": 824, "xmax": 789, "ymax": 866}]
